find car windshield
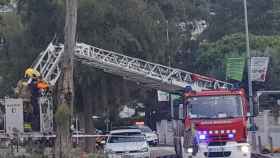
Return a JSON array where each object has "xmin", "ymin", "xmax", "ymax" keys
[
  {"xmin": 108, "ymin": 132, "xmax": 145, "ymax": 143},
  {"xmin": 139, "ymin": 126, "xmax": 152, "ymax": 133},
  {"xmin": 187, "ymin": 95, "xmax": 243, "ymax": 119}
]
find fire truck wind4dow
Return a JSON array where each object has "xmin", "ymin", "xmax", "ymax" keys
[{"xmin": 174, "ymin": 87, "xmax": 251, "ymax": 158}]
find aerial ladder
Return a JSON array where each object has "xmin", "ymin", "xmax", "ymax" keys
[
  {"xmin": 0, "ymin": 41, "xmax": 233, "ymax": 141},
  {"xmin": 32, "ymin": 42, "xmax": 232, "ymax": 91}
]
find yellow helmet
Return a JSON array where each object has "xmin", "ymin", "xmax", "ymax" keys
[{"xmin": 24, "ymin": 68, "xmax": 41, "ymax": 78}]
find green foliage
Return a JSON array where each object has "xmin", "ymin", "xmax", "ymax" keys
[
  {"xmin": 195, "ymin": 33, "xmax": 280, "ymax": 89},
  {"xmin": 0, "ymin": 0, "xmax": 64, "ymax": 96},
  {"xmin": 78, "ymin": 0, "xmax": 167, "ymax": 62},
  {"xmin": 0, "ymin": 0, "xmax": 10, "ymax": 5},
  {"xmin": 0, "ymin": 13, "xmax": 24, "ymax": 96},
  {"xmin": 203, "ymin": 0, "xmax": 280, "ymax": 41},
  {"xmin": 18, "ymin": 0, "xmax": 64, "ymax": 48}
]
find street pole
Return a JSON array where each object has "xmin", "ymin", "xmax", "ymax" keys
[
  {"xmin": 169, "ymin": 56, "xmax": 174, "ymax": 120},
  {"xmin": 168, "ymin": 55, "xmax": 176, "ymax": 146},
  {"xmin": 105, "ymin": 118, "xmax": 109, "ymax": 132},
  {"xmin": 166, "ymin": 19, "xmax": 172, "ymax": 121},
  {"xmin": 75, "ymin": 116, "xmax": 79, "ymax": 145},
  {"xmin": 243, "ymin": 0, "xmax": 256, "ymax": 151},
  {"xmin": 166, "ymin": 20, "xmax": 169, "ymax": 43}
]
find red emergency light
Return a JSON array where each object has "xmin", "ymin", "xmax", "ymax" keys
[{"xmin": 135, "ymin": 121, "xmax": 144, "ymax": 125}]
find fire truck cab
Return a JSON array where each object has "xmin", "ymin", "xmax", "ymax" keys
[{"xmin": 176, "ymin": 88, "xmax": 251, "ymax": 158}]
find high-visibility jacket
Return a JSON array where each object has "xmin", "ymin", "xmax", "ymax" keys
[
  {"xmin": 24, "ymin": 123, "xmax": 32, "ymax": 129},
  {"xmin": 36, "ymin": 80, "xmax": 49, "ymax": 90}
]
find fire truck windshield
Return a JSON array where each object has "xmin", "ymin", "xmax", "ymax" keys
[{"xmin": 188, "ymin": 95, "xmax": 243, "ymax": 119}]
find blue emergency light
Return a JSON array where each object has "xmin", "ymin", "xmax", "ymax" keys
[
  {"xmin": 199, "ymin": 134, "xmax": 206, "ymax": 140},
  {"xmin": 228, "ymin": 133, "xmax": 235, "ymax": 139}
]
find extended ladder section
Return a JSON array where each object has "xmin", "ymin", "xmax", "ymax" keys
[
  {"xmin": 30, "ymin": 42, "xmax": 233, "ymax": 92},
  {"xmin": 28, "ymin": 43, "xmax": 64, "ymax": 86}
]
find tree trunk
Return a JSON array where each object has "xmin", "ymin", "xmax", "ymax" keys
[
  {"xmin": 121, "ymin": 79, "xmax": 129, "ymax": 104},
  {"xmin": 83, "ymin": 79, "xmax": 95, "ymax": 153},
  {"xmin": 55, "ymin": 0, "xmax": 77, "ymax": 157},
  {"xmin": 61, "ymin": 0, "xmax": 77, "ymax": 111},
  {"xmin": 101, "ymin": 76, "xmax": 109, "ymax": 131},
  {"xmin": 112, "ymin": 77, "xmax": 121, "ymax": 107}
]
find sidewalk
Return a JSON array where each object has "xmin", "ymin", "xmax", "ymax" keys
[
  {"xmin": 252, "ymin": 153, "xmax": 280, "ymax": 158},
  {"xmin": 271, "ymin": 153, "xmax": 280, "ymax": 157}
]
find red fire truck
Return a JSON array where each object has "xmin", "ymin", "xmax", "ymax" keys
[{"xmin": 175, "ymin": 88, "xmax": 251, "ymax": 158}]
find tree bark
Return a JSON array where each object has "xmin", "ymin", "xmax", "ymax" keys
[
  {"xmin": 121, "ymin": 79, "xmax": 129, "ymax": 104},
  {"xmin": 83, "ymin": 78, "xmax": 95, "ymax": 153},
  {"xmin": 112, "ymin": 77, "xmax": 121, "ymax": 107},
  {"xmin": 61, "ymin": 0, "xmax": 77, "ymax": 111},
  {"xmin": 101, "ymin": 76, "xmax": 109, "ymax": 131},
  {"xmin": 55, "ymin": 0, "xmax": 77, "ymax": 157}
]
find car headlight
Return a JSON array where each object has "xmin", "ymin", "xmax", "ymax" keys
[
  {"xmin": 187, "ymin": 147, "xmax": 193, "ymax": 153},
  {"xmin": 240, "ymin": 145, "xmax": 250, "ymax": 153},
  {"xmin": 140, "ymin": 147, "xmax": 149, "ymax": 152}
]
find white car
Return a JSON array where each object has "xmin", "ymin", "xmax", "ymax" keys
[
  {"xmin": 104, "ymin": 129, "xmax": 150, "ymax": 158},
  {"xmin": 135, "ymin": 125, "xmax": 158, "ymax": 145}
]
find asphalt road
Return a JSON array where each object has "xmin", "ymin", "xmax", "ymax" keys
[
  {"xmin": 150, "ymin": 146, "xmax": 280, "ymax": 158},
  {"xmin": 252, "ymin": 153, "xmax": 280, "ymax": 158},
  {"xmin": 150, "ymin": 146, "xmax": 176, "ymax": 158},
  {"xmin": 269, "ymin": 153, "xmax": 280, "ymax": 158}
]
